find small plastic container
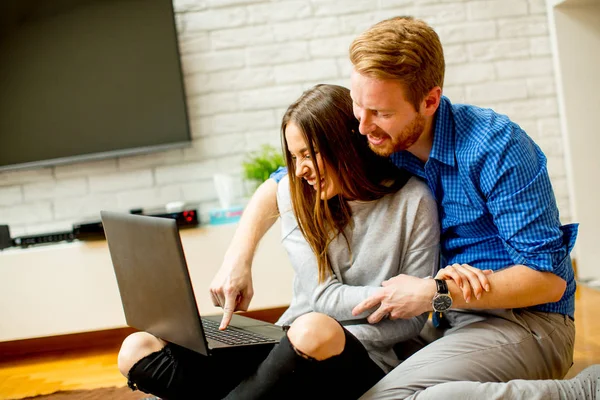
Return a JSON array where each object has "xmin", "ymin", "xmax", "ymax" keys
[{"xmin": 209, "ymin": 206, "xmax": 244, "ymax": 225}]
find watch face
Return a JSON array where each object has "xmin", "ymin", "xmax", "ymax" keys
[{"xmin": 433, "ymin": 294, "xmax": 452, "ymax": 311}]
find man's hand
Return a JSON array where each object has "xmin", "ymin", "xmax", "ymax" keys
[
  {"xmin": 436, "ymin": 264, "xmax": 493, "ymax": 303},
  {"xmin": 352, "ymin": 274, "xmax": 436, "ymax": 323},
  {"xmin": 209, "ymin": 257, "xmax": 254, "ymax": 330}
]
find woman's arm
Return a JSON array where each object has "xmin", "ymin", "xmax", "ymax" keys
[{"xmin": 209, "ymin": 178, "xmax": 279, "ymax": 329}]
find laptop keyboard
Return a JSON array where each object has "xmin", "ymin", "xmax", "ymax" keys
[{"xmin": 202, "ymin": 318, "xmax": 277, "ymax": 345}]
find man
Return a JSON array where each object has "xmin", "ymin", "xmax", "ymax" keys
[{"xmin": 210, "ymin": 16, "xmax": 598, "ymax": 399}]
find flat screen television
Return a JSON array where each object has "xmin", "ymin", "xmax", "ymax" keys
[{"xmin": 0, "ymin": 0, "xmax": 191, "ymax": 172}]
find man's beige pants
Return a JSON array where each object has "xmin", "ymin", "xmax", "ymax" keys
[{"xmin": 360, "ymin": 309, "xmax": 575, "ymax": 400}]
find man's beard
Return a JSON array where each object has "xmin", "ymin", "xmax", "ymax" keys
[{"xmin": 368, "ymin": 113, "xmax": 425, "ymax": 157}]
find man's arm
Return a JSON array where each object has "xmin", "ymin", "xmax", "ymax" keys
[
  {"xmin": 352, "ymin": 264, "xmax": 567, "ymax": 323},
  {"xmin": 436, "ymin": 263, "xmax": 566, "ymax": 309},
  {"xmin": 355, "ymin": 121, "xmax": 575, "ymax": 323},
  {"xmin": 209, "ymin": 178, "xmax": 278, "ymax": 329}
]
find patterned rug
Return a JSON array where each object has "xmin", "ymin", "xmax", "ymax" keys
[{"xmin": 15, "ymin": 386, "xmax": 156, "ymax": 400}]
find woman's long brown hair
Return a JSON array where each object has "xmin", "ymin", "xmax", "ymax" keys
[{"xmin": 281, "ymin": 84, "xmax": 410, "ymax": 283}]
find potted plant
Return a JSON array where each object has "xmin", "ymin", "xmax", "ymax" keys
[{"xmin": 242, "ymin": 144, "xmax": 285, "ymax": 195}]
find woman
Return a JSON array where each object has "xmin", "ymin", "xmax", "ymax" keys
[{"xmin": 117, "ymin": 84, "xmax": 440, "ymax": 399}]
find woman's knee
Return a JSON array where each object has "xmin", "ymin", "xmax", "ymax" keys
[
  {"xmin": 287, "ymin": 312, "xmax": 345, "ymax": 360},
  {"xmin": 118, "ymin": 331, "xmax": 166, "ymax": 377}
]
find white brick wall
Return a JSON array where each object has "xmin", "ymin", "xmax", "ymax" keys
[{"xmin": 0, "ymin": 0, "xmax": 574, "ymax": 237}]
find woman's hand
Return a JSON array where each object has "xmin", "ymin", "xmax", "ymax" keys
[
  {"xmin": 209, "ymin": 255, "xmax": 254, "ymax": 330},
  {"xmin": 436, "ymin": 264, "xmax": 493, "ymax": 303}
]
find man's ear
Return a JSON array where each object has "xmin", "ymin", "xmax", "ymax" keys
[{"xmin": 420, "ymin": 86, "xmax": 442, "ymax": 117}]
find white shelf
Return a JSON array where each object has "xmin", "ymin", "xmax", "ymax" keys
[{"xmin": 0, "ymin": 221, "xmax": 293, "ymax": 342}]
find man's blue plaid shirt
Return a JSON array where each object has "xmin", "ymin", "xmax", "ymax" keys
[{"xmin": 271, "ymin": 96, "xmax": 577, "ymax": 318}]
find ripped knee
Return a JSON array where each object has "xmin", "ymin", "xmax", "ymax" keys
[
  {"xmin": 117, "ymin": 331, "xmax": 166, "ymax": 377},
  {"xmin": 287, "ymin": 312, "xmax": 345, "ymax": 361}
]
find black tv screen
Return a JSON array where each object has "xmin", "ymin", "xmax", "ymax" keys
[{"xmin": 0, "ymin": 0, "xmax": 191, "ymax": 171}]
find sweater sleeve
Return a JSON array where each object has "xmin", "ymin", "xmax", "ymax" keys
[
  {"xmin": 277, "ymin": 176, "xmax": 378, "ymax": 314},
  {"xmin": 277, "ymin": 176, "xmax": 379, "ymax": 317}
]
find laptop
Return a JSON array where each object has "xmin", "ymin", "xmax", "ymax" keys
[{"xmin": 100, "ymin": 210, "xmax": 284, "ymax": 356}]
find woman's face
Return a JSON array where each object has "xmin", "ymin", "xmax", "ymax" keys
[{"xmin": 285, "ymin": 121, "xmax": 341, "ymax": 200}]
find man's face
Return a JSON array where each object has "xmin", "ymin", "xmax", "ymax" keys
[{"xmin": 350, "ymin": 69, "xmax": 425, "ymax": 157}]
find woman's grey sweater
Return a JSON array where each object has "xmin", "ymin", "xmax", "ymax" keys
[{"xmin": 275, "ymin": 175, "xmax": 440, "ymax": 372}]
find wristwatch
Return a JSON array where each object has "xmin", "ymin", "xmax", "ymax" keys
[{"xmin": 432, "ymin": 279, "xmax": 452, "ymax": 312}]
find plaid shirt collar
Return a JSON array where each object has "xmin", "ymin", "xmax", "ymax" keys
[
  {"xmin": 429, "ymin": 96, "xmax": 456, "ymax": 167},
  {"xmin": 391, "ymin": 96, "xmax": 456, "ymax": 172}
]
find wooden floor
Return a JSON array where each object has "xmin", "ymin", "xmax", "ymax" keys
[
  {"xmin": 0, "ymin": 343, "xmax": 131, "ymax": 400},
  {"xmin": 1, "ymin": 285, "xmax": 599, "ymax": 400}
]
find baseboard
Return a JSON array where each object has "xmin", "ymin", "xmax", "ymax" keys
[
  {"xmin": 0, "ymin": 327, "xmax": 139, "ymax": 361},
  {"xmin": 0, "ymin": 306, "xmax": 288, "ymax": 361},
  {"xmin": 238, "ymin": 306, "xmax": 288, "ymax": 324}
]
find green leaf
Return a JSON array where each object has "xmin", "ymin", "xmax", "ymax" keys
[{"xmin": 242, "ymin": 144, "xmax": 285, "ymax": 183}]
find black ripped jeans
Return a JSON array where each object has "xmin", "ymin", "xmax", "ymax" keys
[{"xmin": 127, "ymin": 327, "xmax": 385, "ymax": 400}]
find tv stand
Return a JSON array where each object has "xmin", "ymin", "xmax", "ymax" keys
[{"xmin": 0, "ymin": 221, "xmax": 293, "ymax": 342}]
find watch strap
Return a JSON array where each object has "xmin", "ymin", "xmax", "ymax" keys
[{"xmin": 434, "ymin": 278, "xmax": 449, "ymax": 294}]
